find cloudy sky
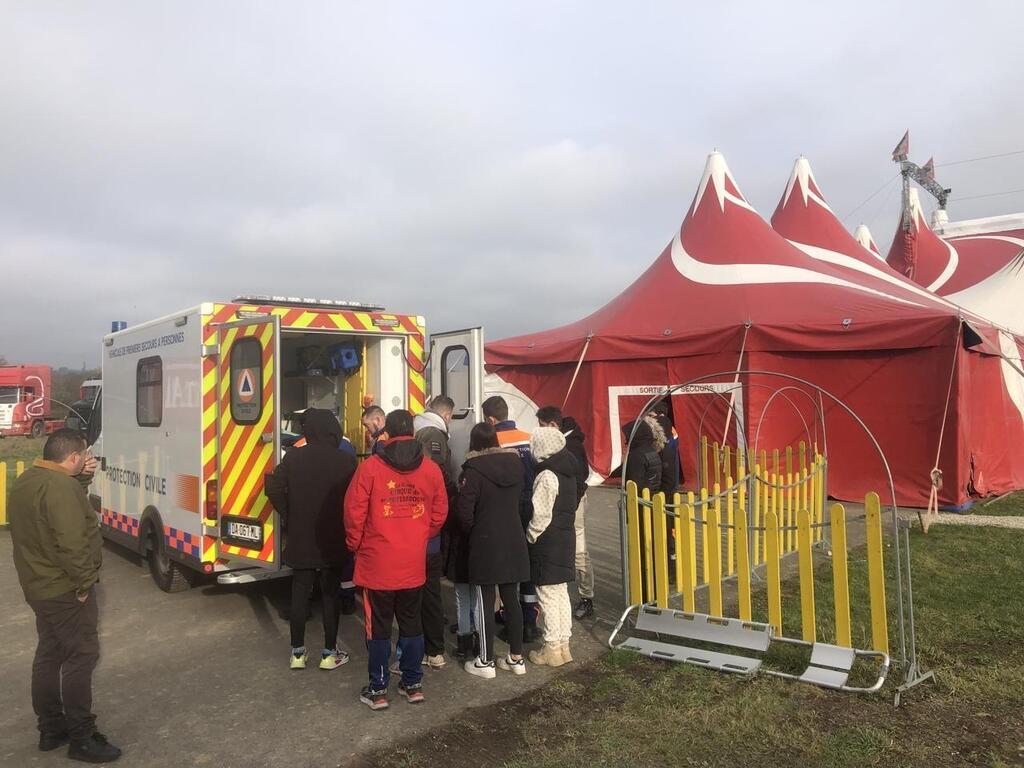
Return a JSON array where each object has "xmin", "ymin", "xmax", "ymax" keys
[{"xmin": 3, "ymin": 1, "xmax": 1023, "ymax": 367}]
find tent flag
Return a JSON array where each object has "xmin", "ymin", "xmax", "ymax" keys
[{"xmin": 892, "ymin": 130, "xmax": 910, "ymax": 161}]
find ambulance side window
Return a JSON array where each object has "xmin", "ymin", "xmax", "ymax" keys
[
  {"xmin": 136, "ymin": 357, "xmax": 163, "ymax": 427},
  {"xmin": 441, "ymin": 346, "xmax": 470, "ymax": 416},
  {"xmin": 230, "ymin": 338, "xmax": 263, "ymax": 425}
]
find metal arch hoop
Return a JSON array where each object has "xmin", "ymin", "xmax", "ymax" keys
[
  {"xmin": 617, "ymin": 369, "xmax": 928, "ymax": 697},
  {"xmin": 691, "ymin": 383, "xmax": 825, "ymax": 490},
  {"xmin": 751, "ymin": 385, "xmax": 828, "ymax": 459},
  {"xmin": 691, "ymin": 385, "xmax": 751, "ymax": 458}
]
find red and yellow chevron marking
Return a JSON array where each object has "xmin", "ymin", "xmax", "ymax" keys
[
  {"xmin": 216, "ymin": 322, "xmax": 277, "ymax": 563},
  {"xmin": 208, "ymin": 303, "xmax": 421, "ymax": 335},
  {"xmin": 199, "ymin": 303, "xmax": 426, "ymax": 564},
  {"xmin": 406, "ymin": 323, "xmax": 426, "ymax": 414},
  {"xmin": 201, "ymin": 312, "xmax": 219, "ymax": 563}
]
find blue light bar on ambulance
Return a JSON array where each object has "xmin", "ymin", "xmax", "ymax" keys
[{"xmin": 232, "ymin": 295, "xmax": 386, "ymax": 312}]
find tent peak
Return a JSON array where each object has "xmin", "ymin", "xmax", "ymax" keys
[
  {"xmin": 781, "ymin": 155, "xmax": 832, "ymax": 212},
  {"xmin": 853, "ymin": 223, "xmax": 881, "ymax": 258},
  {"xmin": 693, "ymin": 151, "xmax": 755, "ymax": 215}
]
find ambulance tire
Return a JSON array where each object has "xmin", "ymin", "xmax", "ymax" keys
[
  {"xmin": 30, "ymin": 420, "xmax": 44, "ymax": 439},
  {"xmin": 146, "ymin": 524, "xmax": 192, "ymax": 593}
]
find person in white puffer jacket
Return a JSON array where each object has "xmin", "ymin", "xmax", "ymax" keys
[{"xmin": 526, "ymin": 427, "xmax": 579, "ymax": 667}]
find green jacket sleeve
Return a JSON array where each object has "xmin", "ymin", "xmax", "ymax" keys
[{"xmin": 43, "ymin": 479, "xmax": 100, "ymax": 594}]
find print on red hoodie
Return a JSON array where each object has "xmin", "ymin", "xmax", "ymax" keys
[{"xmin": 344, "ymin": 436, "xmax": 448, "ymax": 590}]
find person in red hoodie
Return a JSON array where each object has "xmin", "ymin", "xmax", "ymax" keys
[{"xmin": 344, "ymin": 409, "xmax": 448, "ymax": 711}]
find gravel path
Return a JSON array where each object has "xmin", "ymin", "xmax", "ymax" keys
[{"xmin": 925, "ymin": 513, "xmax": 1024, "ymax": 529}]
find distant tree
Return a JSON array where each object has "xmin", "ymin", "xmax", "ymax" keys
[{"xmin": 0, "ymin": 355, "xmax": 7, "ymax": 366}]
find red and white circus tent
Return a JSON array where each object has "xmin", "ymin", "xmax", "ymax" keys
[
  {"xmin": 887, "ymin": 190, "xmax": 1024, "ymax": 334},
  {"xmin": 485, "ymin": 152, "xmax": 1024, "ymax": 507}
]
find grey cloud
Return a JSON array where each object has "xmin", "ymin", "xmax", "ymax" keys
[{"xmin": 2, "ymin": 1, "xmax": 1023, "ymax": 366}]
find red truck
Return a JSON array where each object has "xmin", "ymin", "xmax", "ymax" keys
[{"xmin": 0, "ymin": 365, "xmax": 65, "ymax": 438}]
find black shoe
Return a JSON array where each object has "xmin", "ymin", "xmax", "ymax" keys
[
  {"xmin": 39, "ymin": 730, "xmax": 69, "ymax": 752},
  {"xmin": 359, "ymin": 685, "xmax": 389, "ymax": 711},
  {"xmin": 68, "ymin": 732, "xmax": 122, "ymax": 763},
  {"xmin": 574, "ymin": 598, "xmax": 594, "ymax": 620}
]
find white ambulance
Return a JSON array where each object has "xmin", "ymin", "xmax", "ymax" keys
[{"xmin": 87, "ymin": 296, "xmax": 483, "ymax": 592}]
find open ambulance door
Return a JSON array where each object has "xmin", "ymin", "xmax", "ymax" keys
[
  {"xmin": 429, "ymin": 328, "xmax": 484, "ymax": 471},
  {"xmin": 214, "ymin": 315, "xmax": 281, "ymax": 573}
]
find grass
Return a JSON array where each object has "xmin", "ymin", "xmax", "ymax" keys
[
  {"xmin": 972, "ymin": 491, "xmax": 1024, "ymax": 517},
  {"xmin": 360, "ymin": 525, "xmax": 1024, "ymax": 768}
]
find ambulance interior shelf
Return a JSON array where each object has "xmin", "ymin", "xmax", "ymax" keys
[{"xmin": 278, "ymin": 332, "xmax": 366, "ymax": 451}]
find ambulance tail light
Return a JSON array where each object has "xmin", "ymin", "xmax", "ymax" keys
[{"xmin": 205, "ymin": 480, "xmax": 218, "ymax": 521}]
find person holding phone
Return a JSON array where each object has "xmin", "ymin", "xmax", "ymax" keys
[{"xmin": 8, "ymin": 429, "xmax": 121, "ymax": 763}]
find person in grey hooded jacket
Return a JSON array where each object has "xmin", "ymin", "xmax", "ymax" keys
[{"xmin": 413, "ymin": 396, "xmax": 456, "ymax": 668}]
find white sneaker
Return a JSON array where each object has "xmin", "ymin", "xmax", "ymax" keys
[
  {"xmin": 422, "ymin": 653, "xmax": 447, "ymax": 669},
  {"xmin": 496, "ymin": 655, "xmax": 527, "ymax": 675},
  {"xmin": 463, "ymin": 657, "xmax": 496, "ymax": 679}
]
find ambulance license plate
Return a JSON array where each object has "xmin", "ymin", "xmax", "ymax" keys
[{"xmin": 221, "ymin": 516, "xmax": 264, "ymax": 549}]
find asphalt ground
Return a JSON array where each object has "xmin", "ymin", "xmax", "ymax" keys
[{"xmin": 0, "ymin": 488, "xmax": 628, "ymax": 768}]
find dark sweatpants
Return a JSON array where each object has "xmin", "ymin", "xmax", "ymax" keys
[
  {"xmin": 289, "ymin": 567, "xmax": 343, "ymax": 650},
  {"xmin": 422, "ymin": 551, "xmax": 445, "ymax": 657},
  {"xmin": 477, "ymin": 583, "xmax": 522, "ymax": 663},
  {"xmin": 28, "ymin": 588, "xmax": 99, "ymax": 741},
  {"xmin": 363, "ymin": 587, "xmax": 424, "ymax": 689}
]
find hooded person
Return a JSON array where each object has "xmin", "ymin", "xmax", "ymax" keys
[
  {"xmin": 525, "ymin": 427, "xmax": 578, "ymax": 668},
  {"xmin": 536, "ymin": 407, "xmax": 595, "ymax": 620},
  {"xmin": 482, "ymin": 395, "xmax": 540, "ymax": 640},
  {"xmin": 266, "ymin": 408, "xmax": 357, "ymax": 672},
  {"xmin": 413, "ymin": 396, "xmax": 456, "ymax": 669},
  {"xmin": 457, "ymin": 422, "xmax": 530, "ymax": 679},
  {"xmin": 561, "ymin": 416, "xmax": 596, "ymax": 620},
  {"xmin": 344, "ymin": 409, "xmax": 448, "ymax": 711},
  {"xmin": 650, "ymin": 402, "xmax": 681, "ymax": 495},
  {"xmin": 621, "ymin": 414, "xmax": 666, "ymax": 495}
]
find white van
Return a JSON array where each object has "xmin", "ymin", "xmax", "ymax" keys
[{"xmin": 87, "ymin": 296, "xmax": 482, "ymax": 592}]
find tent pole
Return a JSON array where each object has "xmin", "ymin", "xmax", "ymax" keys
[
  {"xmin": 720, "ymin": 323, "xmax": 751, "ymax": 446},
  {"xmin": 561, "ymin": 333, "xmax": 594, "ymax": 409}
]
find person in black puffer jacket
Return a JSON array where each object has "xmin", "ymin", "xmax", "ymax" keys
[
  {"xmin": 457, "ymin": 422, "xmax": 529, "ymax": 678},
  {"xmin": 266, "ymin": 409, "xmax": 357, "ymax": 670},
  {"xmin": 622, "ymin": 414, "xmax": 666, "ymax": 495},
  {"xmin": 537, "ymin": 406, "xmax": 595, "ymax": 620},
  {"xmin": 526, "ymin": 427, "xmax": 578, "ymax": 668}
]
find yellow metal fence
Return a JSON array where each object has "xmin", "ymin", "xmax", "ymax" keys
[
  {"xmin": 0, "ymin": 460, "xmax": 27, "ymax": 527},
  {"xmin": 625, "ymin": 464, "xmax": 888, "ymax": 654}
]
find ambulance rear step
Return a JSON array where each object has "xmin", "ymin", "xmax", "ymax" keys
[{"xmin": 217, "ymin": 567, "xmax": 293, "ymax": 585}]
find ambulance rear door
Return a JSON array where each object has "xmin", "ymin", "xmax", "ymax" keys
[
  {"xmin": 215, "ymin": 315, "xmax": 281, "ymax": 570},
  {"xmin": 429, "ymin": 328, "xmax": 483, "ymax": 470}
]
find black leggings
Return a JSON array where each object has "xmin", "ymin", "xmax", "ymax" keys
[
  {"xmin": 475, "ymin": 583, "xmax": 522, "ymax": 662},
  {"xmin": 290, "ymin": 567, "xmax": 343, "ymax": 650}
]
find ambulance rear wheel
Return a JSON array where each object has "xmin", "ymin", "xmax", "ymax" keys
[{"xmin": 147, "ymin": 527, "xmax": 191, "ymax": 593}]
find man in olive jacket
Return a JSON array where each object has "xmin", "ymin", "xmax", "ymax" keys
[{"xmin": 8, "ymin": 429, "xmax": 121, "ymax": 763}]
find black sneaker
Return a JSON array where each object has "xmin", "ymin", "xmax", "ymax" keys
[
  {"xmin": 68, "ymin": 732, "xmax": 122, "ymax": 763},
  {"xmin": 397, "ymin": 681, "xmax": 425, "ymax": 704},
  {"xmin": 38, "ymin": 730, "xmax": 69, "ymax": 752},
  {"xmin": 359, "ymin": 686, "xmax": 389, "ymax": 711},
  {"xmin": 574, "ymin": 598, "xmax": 594, "ymax": 620}
]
